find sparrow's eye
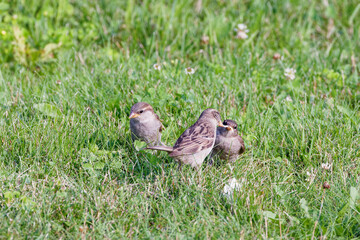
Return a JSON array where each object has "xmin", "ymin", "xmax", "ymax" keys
[
  {"xmin": 139, "ymin": 110, "xmax": 144, "ymax": 114},
  {"xmin": 234, "ymin": 126, "xmax": 237, "ymax": 129}
]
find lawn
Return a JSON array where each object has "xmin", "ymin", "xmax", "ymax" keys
[{"xmin": 1, "ymin": 0, "xmax": 360, "ymax": 238}]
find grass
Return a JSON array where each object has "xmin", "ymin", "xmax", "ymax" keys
[{"xmin": 0, "ymin": 0, "xmax": 360, "ymax": 238}]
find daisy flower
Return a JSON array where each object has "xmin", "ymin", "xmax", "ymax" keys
[
  {"xmin": 285, "ymin": 96, "xmax": 293, "ymax": 102},
  {"xmin": 223, "ymin": 178, "xmax": 242, "ymax": 197},
  {"xmin": 284, "ymin": 68, "xmax": 296, "ymax": 80},
  {"xmin": 153, "ymin": 63, "xmax": 161, "ymax": 71},
  {"xmin": 185, "ymin": 67, "xmax": 195, "ymax": 75},
  {"xmin": 321, "ymin": 163, "xmax": 332, "ymax": 170}
]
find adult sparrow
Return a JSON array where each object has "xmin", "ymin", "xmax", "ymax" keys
[
  {"xmin": 146, "ymin": 108, "xmax": 224, "ymax": 169},
  {"xmin": 211, "ymin": 119, "xmax": 245, "ymax": 163},
  {"xmin": 129, "ymin": 102, "xmax": 164, "ymax": 146}
]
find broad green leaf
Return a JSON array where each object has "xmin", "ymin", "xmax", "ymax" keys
[
  {"xmin": 350, "ymin": 187, "xmax": 359, "ymax": 209},
  {"xmin": 93, "ymin": 162, "xmax": 105, "ymax": 170},
  {"xmin": 134, "ymin": 140, "xmax": 147, "ymax": 151},
  {"xmin": 34, "ymin": 103, "xmax": 62, "ymax": 118},
  {"xmin": 337, "ymin": 105, "xmax": 353, "ymax": 117},
  {"xmin": 262, "ymin": 211, "xmax": 277, "ymax": 220},
  {"xmin": 20, "ymin": 196, "xmax": 36, "ymax": 209},
  {"xmin": 89, "ymin": 144, "xmax": 99, "ymax": 153},
  {"xmin": 110, "ymin": 161, "xmax": 122, "ymax": 169},
  {"xmin": 300, "ymin": 198, "xmax": 310, "ymax": 218},
  {"xmin": 4, "ymin": 191, "xmax": 20, "ymax": 200},
  {"xmin": 0, "ymin": 3, "xmax": 9, "ymax": 11},
  {"xmin": 82, "ymin": 163, "xmax": 93, "ymax": 170}
]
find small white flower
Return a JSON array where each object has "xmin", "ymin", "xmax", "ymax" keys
[
  {"xmin": 236, "ymin": 31, "xmax": 248, "ymax": 39},
  {"xmin": 201, "ymin": 35, "xmax": 209, "ymax": 44},
  {"xmin": 285, "ymin": 96, "xmax": 293, "ymax": 102},
  {"xmin": 185, "ymin": 67, "xmax": 195, "ymax": 75},
  {"xmin": 306, "ymin": 169, "xmax": 316, "ymax": 183},
  {"xmin": 236, "ymin": 23, "xmax": 248, "ymax": 32},
  {"xmin": 284, "ymin": 68, "xmax": 296, "ymax": 80},
  {"xmin": 223, "ymin": 178, "xmax": 242, "ymax": 197},
  {"xmin": 1, "ymin": 30, "xmax": 6, "ymax": 35},
  {"xmin": 321, "ymin": 163, "xmax": 332, "ymax": 170},
  {"xmin": 234, "ymin": 23, "xmax": 249, "ymax": 40},
  {"xmin": 153, "ymin": 63, "xmax": 161, "ymax": 71}
]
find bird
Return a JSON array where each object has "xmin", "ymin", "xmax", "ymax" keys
[
  {"xmin": 211, "ymin": 119, "xmax": 245, "ymax": 163},
  {"xmin": 129, "ymin": 102, "xmax": 164, "ymax": 146},
  {"xmin": 146, "ymin": 108, "xmax": 224, "ymax": 169}
]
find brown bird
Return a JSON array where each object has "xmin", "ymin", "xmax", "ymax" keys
[
  {"xmin": 211, "ymin": 119, "xmax": 245, "ymax": 163},
  {"xmin": 146, "ymin": 108, "xmax": 224, "ymax": 169},
  {"xmin": 129, "ymin": 102, "xmax": 164, "ymax": 146}
]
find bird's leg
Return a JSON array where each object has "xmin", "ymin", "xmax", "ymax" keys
[
  {"xmin": 208, "ymin": 151, "xmax": 214, "ymax": 166},
  {"xmin": 178, "ymin": 162, "xmax": 182, "ymax": 171}
]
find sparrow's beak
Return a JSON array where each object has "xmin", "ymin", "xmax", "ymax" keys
[
  {"xmin": 129, "ymin": 112, "xmax": 140, "ymax": 119},
  {"xmin": 225, "ymin": 126, "xmax": 233, "ymax": 131},
  {"xmin": 218, "ymin": 121, "xmax": 225, "ymax": 127}
]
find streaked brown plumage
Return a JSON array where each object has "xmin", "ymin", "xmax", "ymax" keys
[
  {"xmin": 129, "ymin": 102, "xmax": 164, "ymax": 146},
  {"xmin": 211, "ymin": 119, "xmax": 245, "ymax": 163},
  {"xmin": 146, "ymin": 108, "xmax": 224, "ymax": 169}
]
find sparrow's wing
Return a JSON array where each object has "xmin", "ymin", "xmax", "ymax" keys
[
  {"xmin": 237, "ymin": 135, "xmax": 245, "ymax": 154},
  {"xmin": 155, "ymin": 113, "xmax": 164, "ymax": 132},
  {"xmin": 169, "ymin": 122, "xmax": 215, "ymax": 157}
]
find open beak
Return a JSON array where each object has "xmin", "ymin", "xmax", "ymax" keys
[
  {"xmin": 225, "ymin": 126, "xmax": 233, "ymax": 131},
  {"xmin": 129, "ymin": 112, "xmax": 140, "ymax": 119}
]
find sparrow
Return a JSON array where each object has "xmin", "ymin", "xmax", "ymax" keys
[
  {"xmin": 211, "ymin": 119, "xmax": 245, "ymax": 163},
  {"xmin": 146, "ymin": 108, "xmax": 224, "ymax": 169},
  {"xmin": 129, "ymin": 102, "xmax": 164, "ymax": 146}
]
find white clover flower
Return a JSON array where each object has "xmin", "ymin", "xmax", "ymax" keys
[
  {"xmin": 234, "ymin": 23, "xmax": 249, "ymax": 40},
  {"xmin": 321, "ymin": 163, "xmax": 332, "ymax": 170},
  {"xmin": 185, "ymin": 67, "xmax": 195, "ymax": 75},
  {"xmin": 201, "ymin": 35, "xmax": 209, "ymax": 44},
  {"xmin": 153, "ymin": 63, "xmax": 161, "ymax": 71},
  {"xmin": 306, "ymin": 169, "xmax": 316, "ymax": 183},
  {"xmin": 235, "ymin": 23, "xmax": 249, "ymax": 32},
  {"xmin": 223, "ymin": 178, "xmax": 242, "ymax": 198},
  {"xmin": 284, "ymin": 68, "xmax": 296, "ymax": 80},
  {"xmin": 285, "ymin": 96, "xmax": 293, "ymax": 102},
  {"xmin": 236, "ymin": 31, "xmax": 248, "ymax": 39}
]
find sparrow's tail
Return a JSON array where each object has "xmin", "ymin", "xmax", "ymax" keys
[{"xmin": 146, "ymin": 145, "xmax": 174, "ymax": 152}]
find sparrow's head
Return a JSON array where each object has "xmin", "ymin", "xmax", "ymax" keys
[
  {"xmin": 218, "ymin": 119, "xmax": 239, "ymax": 137},
  {"xmin": 129, "ymin": 102, "xmax": 154, "ymax": 120},
  {"xmin": 199, "ymin": 108, "xmax": 224, "ymax": 127},
  {"xmin": 223, "ymin": 119, "xmax": 238, "ymax": 132}
]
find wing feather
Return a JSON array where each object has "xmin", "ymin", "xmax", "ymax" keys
[
  {"xmin": 237, "ymin": 136, "xmax": 245, "ymax": 154},
  {"xmin": 169, "ymin": 121, "xmax": 215, "ymax": 157},
  {"xmin": 155, "ymin": 113, "xmax": 164, "ymax": 132}
]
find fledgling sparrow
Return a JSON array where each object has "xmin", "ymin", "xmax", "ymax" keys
[
  {"xmin": 129, "ymin": 102, "xmax": 164, "ymax": 146},
  {"xmin": 146, "ymin": 108, "xmax": 224, "ymax": 169},
  {"xmin": 211, "ymin": 119, "xmax": 245, "ymax": 163}
]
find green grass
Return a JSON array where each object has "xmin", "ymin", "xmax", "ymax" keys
[{"xmin": 1, "ymin": 0, "xmax": 360, "ymax": 238}]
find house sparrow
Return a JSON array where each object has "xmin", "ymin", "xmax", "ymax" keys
[
  {"xmin": 211, "ymin": 119, "xmax": 245, "ymax": 163},
  {"xmin": 146, "ymin": 108, "xmax": 224, "ymax": 169},
  {"xmin": 129, "ymin": 102, "xmax": 164, "ymax": 146}
]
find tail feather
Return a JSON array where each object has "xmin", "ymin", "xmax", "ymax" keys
[{"xmin": 146, "ymin": 145, "xmax": 173, "ymax": 152}]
